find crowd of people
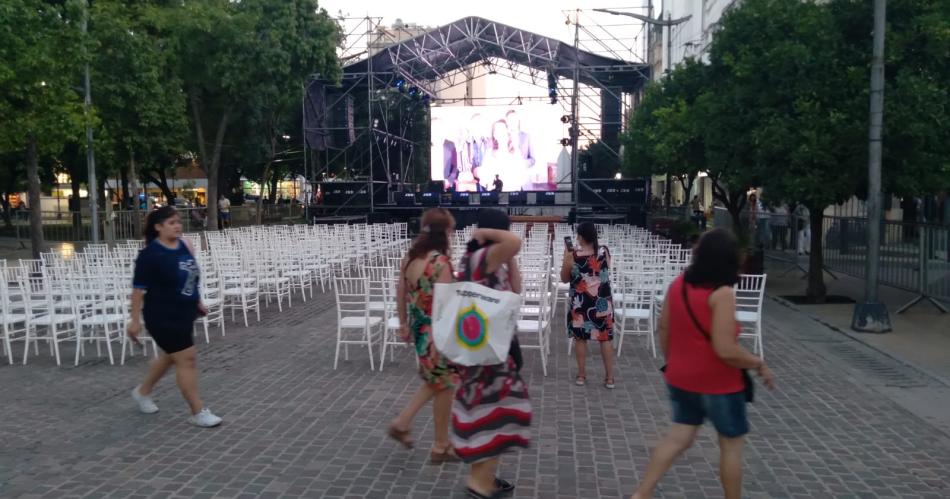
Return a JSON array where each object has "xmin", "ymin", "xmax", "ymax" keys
[{"xmin": 125, "ymin": 206, "xmax": 775, "ymax": 499}]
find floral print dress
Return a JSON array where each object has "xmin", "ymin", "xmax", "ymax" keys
[
  {"xmin": 406, "ymin": 251, "xmax": 458, "ymax": 389},
  {"xmin": 567, "ymin": 246, "xmax": 614, "ymax": 342}
]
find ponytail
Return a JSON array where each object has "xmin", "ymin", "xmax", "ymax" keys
[{"xmin": 144, "ymin": 206, "xmax": 178, "ymax": 243}]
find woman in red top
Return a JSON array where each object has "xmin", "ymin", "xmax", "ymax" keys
[{"xmin": 631, "ymin": 229, "xmax": 775, "ymax": 499}]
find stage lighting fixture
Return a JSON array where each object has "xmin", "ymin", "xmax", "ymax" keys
[
  {"xmin": 394, "ymin": 78, "xmax": 406, "ymax": 92},
  {"xmin": 560, "ymin": 138, "xmax": 572, "ymax": 147},
  {"xmin": 372, "ymin": 118, "xmax": 379, "ymax": 128},
  {"xmin": 408, "ymin": 87, "xmax": 420, "ymax": 99},
  {"xmin": 560, "ymin": 115, "xmax": 572, "ymax": 123},
  {"xmin": 421, "ymin": 95, "xmax": 431, "ymax": 106},
  {"xmin": 547, "ymin": 72, "xmax": 558, "ymax": 104}
]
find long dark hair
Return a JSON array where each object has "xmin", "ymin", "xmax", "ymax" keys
[
  {"xmin": 144, "ymin": 206, "xmax": 178, "ymax": 243},
  {"xmin": 684, "ymin": 228, "xmax": 740, "ymax": 289},
  {"xmin": 405, "ymin": 208, "xmax": 454, "ymax": 265},
  {"xmin": 466, "ymin": 208, "xmax": 510, "ymax": 253},
  {"xmin": 576, "ymin": 222, "xmax": 599, "ymax": 251}
]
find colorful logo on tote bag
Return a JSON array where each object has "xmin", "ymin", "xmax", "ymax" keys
[{"xmin": 456, "ymin": 303, "xmax": 489, "ymax": 350}]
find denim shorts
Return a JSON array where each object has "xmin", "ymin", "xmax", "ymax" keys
[{"xmin": 667, "ymin": 384, "xmax": 749, "ymax": 438}]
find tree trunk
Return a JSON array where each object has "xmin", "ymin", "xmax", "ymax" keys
[
  {"xmin": 70, "ymin": 169, "xmax": 82, "ymax": 232},
  {"xmin": 268, "ymin": 173, "xmax": 279, "ymax": 204},
  {"xmin": 256, "ymin": 162, "xmax": 272, "ymax": 225},
  {"xmin": 0, "ymin": 193, "xmax": 11, "ymax": 229},
  {"xmin": 806, "ymin": 208, "xmax": 826, "ymax": 303},
  {"xmin": 147, "ymin": 169, "xmax": 175, "ymax": 203},
  {"xmin": 119, "ymin": 161, "xmax": 130, "ymax": 209},
  {"xmin": 130, "ymin": 152, "xmax": 141, "ymax": 239},
  {"xmin": 25, "ymin": 136, "xmax": 46, "ymax": 259},
  {"xmin": 191, "ymin": 93, "xmax": 230, "ymax": 231}
]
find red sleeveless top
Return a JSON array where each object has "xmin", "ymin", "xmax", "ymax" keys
[{"xmin": 663, "ymin": 275, "xmax": 744, "ymax": 394}]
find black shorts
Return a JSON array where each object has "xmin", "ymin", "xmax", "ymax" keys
[
  {"xmin": 144, "ymin": 308, "xmax": 197, "ymax": 355},
  {"xmin": 146, "ymin": 324, "xmax": 194, "ymax": 354}
]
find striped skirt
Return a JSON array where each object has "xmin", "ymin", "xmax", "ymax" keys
[{"xmin": 451, "ymin": 358, "xmax": 532, "ymax": 463}]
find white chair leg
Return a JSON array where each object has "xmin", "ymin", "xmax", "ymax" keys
[{"xmin": 333, "ymin": 328, "xmax": 342, "ymax": 369}]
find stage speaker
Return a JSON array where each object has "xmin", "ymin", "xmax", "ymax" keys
[
  {"xmin": 420, "ymin": 191, "xmax": 439, "ymax": 206},
  {"xmin": 538, "ymin": 191, "xmax": 556, "ymax": 206},
  {"xmin": 452, "ymin": 191, "xmax": 470, "ymax": 206},
  {"xmin": 396, "ymin": 192, "xmax": 416, "ymax": 206},
  {"xmin": 508, "ymin": 191, "xmax": 526, "ymax": 206},
  {"xmin": 480, "ymin": 192, "xmax": 498, "ymax": 206}
]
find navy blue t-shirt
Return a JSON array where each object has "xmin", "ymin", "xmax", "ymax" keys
[{"xmin": 133, "ymin": 239, "xmax": 200, "ymax": 327}]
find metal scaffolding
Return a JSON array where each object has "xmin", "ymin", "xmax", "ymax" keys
[{"xmin": 303, "ymin": 14, "xmax": 650, "ymax": 213}]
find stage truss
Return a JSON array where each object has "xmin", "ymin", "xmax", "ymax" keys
[{"xmin": 303, "ymin": 11, "xmax": 651, "ymax": 213}]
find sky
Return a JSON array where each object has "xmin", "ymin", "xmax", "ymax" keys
[{"xmin": 318, "ymin": 0, "xmax": 650, "ymax": 51}]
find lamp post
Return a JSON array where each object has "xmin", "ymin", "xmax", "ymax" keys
[
  {"xmin": 82, "ymin": 0, "xmax": 99, "ymax": 243},
  {"xmin": 594, "ymin": 8, "xmax": 691, "ymax": 211},
  {"xmin": 852, "ymin": 0, "xmax": 892, "ymax": 333}
]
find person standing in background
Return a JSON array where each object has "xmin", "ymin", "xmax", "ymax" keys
[
  {"xmin": 795, "ymin": 204, "xmax": 811, "ymax": 255},
  {"xmin": 218, "ymin": 194, "xmax": 231, "ymax": 229},
  {"xmin": 561, "ymin": 222, "xmax": 616, "ymax": 389}
]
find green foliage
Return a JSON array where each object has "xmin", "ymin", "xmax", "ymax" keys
[
  {"xmin": 0, "ymin": 0, "xmax": 87, "ymax": 154},
  {"xmin": 89, "ymin": 0, "xmax": 189, "ymax": 191}
]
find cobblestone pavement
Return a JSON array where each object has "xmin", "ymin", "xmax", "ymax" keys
[{"xmin": 1, "ymin": 292, "xmax": 949, "ymax": 499}]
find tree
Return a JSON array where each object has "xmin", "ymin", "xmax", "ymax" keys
[
  {"xmin": 168, "ymin": 0, "xmax": 340, "ymax": 229},
  {"xmin": 0, "ymin": 0, "xmax": 86, "ymax": 258},
  {"xmin": 89, "ymin": 0, "xmax": 188, "ymax": 222},
  {"xmin": 830, "ymin": 0, "xmax": 950, "ymax": 198},
  {"xmin": 623, "ymin": 60, "xmax": 709, "ymax": 215},
  {"xmin": 711, "ymin": 0, "xmax": 868, "ymax": 302}
]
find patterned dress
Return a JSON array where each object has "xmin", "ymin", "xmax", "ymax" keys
[
  {"xmin": 451, "ymin": 247, "xmax": 532, "ymax": 464},
  {"xmin": 406, "ymin": 251, "xmax": 458, "ymax": 390},
  {"xmin": 567, "ymin": 246, "xmax": 614, "ymax": 342}
]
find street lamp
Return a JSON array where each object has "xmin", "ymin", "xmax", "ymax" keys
[
  {"xmin": 592, "ymin": 8, "xmax": 692, "ymax": 78},
  {"xmin": 852, "ymin": 0, "xmax": 892, "ymax": 332},
  {"xmin": 594, "ymin": 8, "xmax": 691, "ymax": 210}
]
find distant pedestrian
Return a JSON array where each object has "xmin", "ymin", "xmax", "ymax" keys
[
  {"xmin": 771, "ymin": 205, "xmax": 789, "ymax": 250},
  {"xmin": 218, "ymin": 194, "xmax": 231, "ymax": 229},
  {"xmin": 561, "ymin": 222, "xmax": 616, "ymax": 389},
  {"xmin": 453, "ymin": 209, "xmax": 529, "ymax": 499},
  {"xmin": 128, "ymin": 206, "xmax": 222, "ymax": 428},
  {"xmin": 387, "ymin": 208, "xmax": 460, "ymax": 464},
  {"xmin": 795, "ymin": 205, "xmax": 811, "ymax": 255},
  {"xmin": 630, "ymin": 229, "xmax": 774, "ymax": 499}
]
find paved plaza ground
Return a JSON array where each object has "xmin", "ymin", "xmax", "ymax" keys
[{"xmin": 2, "ymin": 290, "xmax": 949, "ymax": 499}]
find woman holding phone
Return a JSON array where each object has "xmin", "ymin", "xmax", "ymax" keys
[
  {"xmin": 127, "ymin": 206, "xmax": 221, "ymax": 428},
  {"xmin": 561, "ymin": 222, "xmax": 616, "ymax": 388}
]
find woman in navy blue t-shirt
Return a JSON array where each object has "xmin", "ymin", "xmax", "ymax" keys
[{"xmin": 127, "ymin": 206, "xmax": 222, "ymax": 428}]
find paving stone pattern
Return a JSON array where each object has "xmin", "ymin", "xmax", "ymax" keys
[{"xmin": 1, "ymin": 293, "xmax": 949, "ymax": 499}]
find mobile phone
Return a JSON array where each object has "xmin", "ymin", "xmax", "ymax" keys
[{"xmin": 564, "ymin": 236, "xmax": 574, "ymax": 250}]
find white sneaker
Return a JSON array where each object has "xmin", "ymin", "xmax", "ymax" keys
[
  {"xmin": 131, "ymin": 386, "xmax": 159, "ymax": 414},
  {"xmin": 189, "ymin": 408, "xmax": 222, "ymax": 428}
]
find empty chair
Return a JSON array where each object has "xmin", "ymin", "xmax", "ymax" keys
[
  {"xmin": 736, "ymin": 274, "xmax": 767, "ymax": 357},
  {"xmin": 332, "ymin": 276, "xmax": 380, "ymax": 370}
]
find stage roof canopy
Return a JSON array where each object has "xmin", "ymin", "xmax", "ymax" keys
[{"xmin": 334, "ymin": 16, "xmax": 650, "ymax": 92}]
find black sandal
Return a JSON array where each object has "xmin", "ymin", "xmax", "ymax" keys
[
  {"xmin": 495, "ymin": 477, "xmax": 515, "ymax": 494},
  {"xmin": 465, "ymin": 487, "xmax": 505, "ymax": 499}
]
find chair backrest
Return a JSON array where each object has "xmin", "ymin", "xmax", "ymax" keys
[
  {"xmin": 736, "ymin": 274, "xmax": 767, "ymax": 313},
  {"xmin": 333, "ymin": 277, "xmax": 370, "ymax": 315},
  {"xmin": 617, "ymin": 269, "xmax": 658, "ymax": 309}
]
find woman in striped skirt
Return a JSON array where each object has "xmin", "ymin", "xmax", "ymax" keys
[{"xmin": 452, "ymin": 209, "xmax": 532, "ymax": 499}]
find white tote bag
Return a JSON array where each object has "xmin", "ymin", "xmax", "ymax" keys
[{"xmin": 431, "ymin": 281, "xmax": 522, "ymax": 366}]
